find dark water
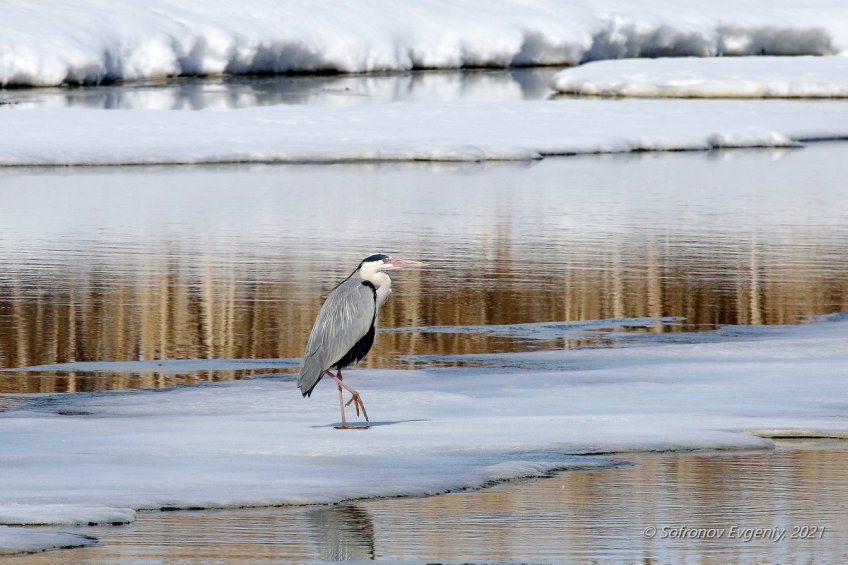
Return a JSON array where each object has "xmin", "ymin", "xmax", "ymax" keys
[
  {"xmin": 0, "ymin": 68, "xmax": 557, "ymax": 110},
  {"xmin": 14, "ymin": 442, "xmax": 848, "ymax": 564},
  {"xmin": 1, "ymin": 144, "xmax": 847, "ymax": 393}
]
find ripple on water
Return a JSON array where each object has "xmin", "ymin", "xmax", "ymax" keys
[
  {"xmin": 1, "ymin": 144, "xmax": 848, "ymax": 392},
  {"xmin": 13, "ymin": 442, "xmax": 848, "ymax": 563}
]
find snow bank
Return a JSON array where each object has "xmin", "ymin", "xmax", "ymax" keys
[
  {"xmin": 552, "ymin": 56, "xmax": 848, "ymax": 98},
  {"xmin": 2, "ymin": 1, "xmax": 847, "ymax": 87},
  {"xmin": 0, "ymin": 316, "xmax": 846, "ymax": 545},
  {"xmin": 2, "ymin": 98, "xmax": 848, "ymax": 166}
]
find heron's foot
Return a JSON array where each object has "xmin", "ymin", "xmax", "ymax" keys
[
  {"xmin": 345, "ymin": 393, "xmax": 369, "ymax": 422},
  {"xmin": 334, "ymin": 424, "xmax": 371, "ymax": 430}
]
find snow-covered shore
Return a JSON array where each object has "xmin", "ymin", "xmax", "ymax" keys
[
  {"xmin": 3, "ymin": 98, "xmax": 848, "ymax": 166},
  {"xmin": 1, "ymin": 315, "xmax": 846, "ymax": 556},
  {"xmin": 2, "ymin": 1, "xmax": 848, "ymax": 87}
]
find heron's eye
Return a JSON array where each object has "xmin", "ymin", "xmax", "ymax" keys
[{"xmin": 383, "ymin": 258, "xmax": 390, "ymax": 263}]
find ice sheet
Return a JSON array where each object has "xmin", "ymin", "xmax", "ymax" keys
[
  {"xmin": 0, "ymin": 505, "xmax": 134, "ymax": 526},
  {"xmin": 0, "ymin": 526, "xmax": 96, "ymax": 556},
  {"xmin": 1, "ymin": 315, "xmax": 846, "ymax": 550},
  {"xmin": 552, "ymin": 55, "xmax": 848, "ymax": 98},
  {"xmin": 3, "ymin": 98, "xmax": 848, "ymax": 166},
  {"xmin": 4, "ymin": 359, "xmax": 296, "ymax": 374},
  {"xmin": 385, "ymin": 316, "xmax": 686, "ymax": 340},
  {"xmin": 2, "ymin": 1, "xmax": 847, "ymax": 87}
]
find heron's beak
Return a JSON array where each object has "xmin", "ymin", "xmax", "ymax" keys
[{"xmin": 389, "ymin": 258, "xmax": 427, "ymax": 269}]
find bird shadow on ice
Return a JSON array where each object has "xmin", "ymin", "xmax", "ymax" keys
[{"xmin": 311, "ymin": 419, "xmax": 429, "ymax": 429}]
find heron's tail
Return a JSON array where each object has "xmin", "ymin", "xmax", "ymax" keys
[{"xmin": 297, "ymin": 354, "xmax": 324, "ymax": 398}]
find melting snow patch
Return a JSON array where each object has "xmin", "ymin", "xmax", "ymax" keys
[
  {"xmin": 482, "ymin": 458, "xmax": 619, "ymax": 482},
  {"xmin": 0, "ymin": 505, "xmax": 135, "ymax": 527},
  {"xmin": 386, "ymin": 316, "xmax": 686, "ymax": 340},
  {"xmin": 0, "ymin": 315, "xmax": 845, "ymax": 536},
  {"xmin": 6, "ymin": 358, "xmax": 296, "ymax": 374},
  {"xmin": 707, "ymin": 128, "xmax": 800, "ymax": 149},
  {"xmin": 551, "ymin": 56, "xmax": 848, "ymax": 99},
  {"xmin": 2, "ymin": 99, "xmax": 848, "ymax": 166}
]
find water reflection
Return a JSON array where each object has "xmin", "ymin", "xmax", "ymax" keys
[
  {"xmin": 18, "ymin": 443, "xmax": 848, "ymax": 563},
  {"xmin": 1, "ymin": 145, "xmax": 847, "ymax": 392},
  {"xmin": 363, "ymin": 442, "xmax": 848, "ymax": 563},
  {"xmin": 0, "ymin": 68, "xmax": 557, "ymax": 111},
  {"xmin": 307, "ymin": 505, "xmax": 375, "ymax": 561}
]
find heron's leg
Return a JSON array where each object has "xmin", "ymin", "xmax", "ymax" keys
[
  {"xmin": 325, "ymin": 369, "xmax": 369, "ymax": 422},
  {"xmin": 324, "ymin": 370, "xmax": 351, "ymax": 429},
  {"xmin": 337, "ymin": 369, "xmax": 369, "ymax": 422},
  {"xmin": 337, "ymin": 381, "xmax": 347, "ymax": 428}
]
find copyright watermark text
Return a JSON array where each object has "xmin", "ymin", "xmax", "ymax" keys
[{"xmin": 642, "ymin": 525, "xmax": 826, "ymax": 543}]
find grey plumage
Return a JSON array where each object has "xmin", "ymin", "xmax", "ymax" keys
[
  {"xmin": 297, "ymin": 276, "xmax": 377, "ymax": 397},
  {"xmin": 297, "ymin": 255, "xmax": 424, "ymax": 427}
]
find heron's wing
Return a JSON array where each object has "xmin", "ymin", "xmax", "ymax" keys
[
  {"xmin": 298, "ymin": 278, "xmax": 376, "ymax": 396},
  {"xmin": 306, "ymin": 278, "xmax": 377, "ymax": 364}
]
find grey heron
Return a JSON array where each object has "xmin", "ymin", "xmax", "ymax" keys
[{"xmin": 297, "ymin": 254, "xmax": 425, "ymax": 429}]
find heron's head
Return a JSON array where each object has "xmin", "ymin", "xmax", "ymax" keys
[{"xmin": 357, "ymin": 254, "xmax": 426, "ymax": 278}]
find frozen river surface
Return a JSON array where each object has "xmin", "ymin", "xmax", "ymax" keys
[
  {"xmin": 1, "ymin": 143, "xmax": 847, "ymax": 391},
  {"xmin": 1, "ymin": 126, "xmax": 847, "ymax": 561},
  {"xmin": 3, "ymin": 3, "xmax": 848, "ymax": 560},
  {"xmin": 13, "ymin": 442, "xmax": 848, "ymax": 564}
]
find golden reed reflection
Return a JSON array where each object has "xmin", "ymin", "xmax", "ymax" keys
[
  {"xmin": 361, "ymin": 443, "xmax": 848, "ymax": 563},
  {"xmin": 14, "ymin": 504, "xmax": 377, "ymax": 564},
  {"xmin": 18, "ymin": 443, "xmax": 848, "ymax": 563},
  {"xmin": 1, "ymin": 230, "xmax": 846, "ymax": 393}
]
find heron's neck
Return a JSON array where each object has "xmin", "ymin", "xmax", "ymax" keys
[{"xmin": 359, "ymin": 270, "xmax": 392, "ymax": 310}]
